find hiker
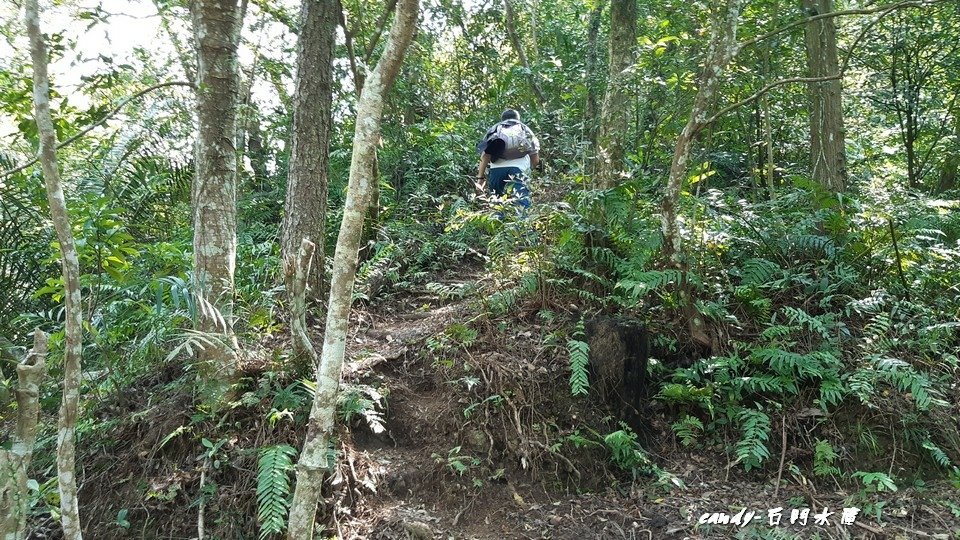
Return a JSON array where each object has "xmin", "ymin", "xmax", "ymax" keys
[{"xmin": 475, "ymin": 109, "xmax": 540, "ymax": 209}]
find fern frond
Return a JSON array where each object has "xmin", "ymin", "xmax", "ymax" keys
[
  {"xmin": 616, "ymin": 270, "xmax": 695, "ymax": 299},
  {"xmin": 672, "ymin": 415, "xmax": 704, "ymax": 447},
  {"xmin": 568, "ymin": 320, "xmax": 590, "ymax": 396},
  {"xmin": 735, "ymin": 408, "xmax": 771, "ymax": 472},
  {"xmin": 922, "ymin": 440, "xmax": 952, "ymax": 469},
  {"xmin": 257, "ymin": 444, "xmax": 297, "ymax": 539},
  {"xmin": 813, "ymin": 439, "xmax": 840, "ymax": 477},
  {"xmin": 781, "ymin": 306, "xmax": 834, "ymax": 342},
  {"xmin": 739, "ymin": 258, "xmax": 780, "ymax": 287},
  {"xmin": 783, "ymin": 234, "xmax": 836, "ymax": 258}
]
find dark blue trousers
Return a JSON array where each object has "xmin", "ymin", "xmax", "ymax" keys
[{"xmin": 487, "ymin": 167, "xmax": 531, "ymax": 208}]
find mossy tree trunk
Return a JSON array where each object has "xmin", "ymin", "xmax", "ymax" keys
[
  {"xmin": 595, "ymin": 0, "xmax": 638, "ymax": 188},
  {"xmin": 803, "ymin": 0, "xmax": 847, "ymax": 192},
  {"xmin": 583, "ymin": 0, "xmax": 607, "ymax": 167}
]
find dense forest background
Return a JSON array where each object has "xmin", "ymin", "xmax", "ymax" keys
[{"xmin": 1, "ymin": 0, "xmax": 959, "ymax": 538}]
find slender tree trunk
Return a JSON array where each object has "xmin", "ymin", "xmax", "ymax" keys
[
  {"xmin": 247, "ymin": 116, "xmax": 268, "ymax": 185},
  {"xmin": 503, "ymin": 0, "xmax": 547, "ymax": 107},
  {"xmin": 596, "ymin": 0, "xmax": 638, "ymax": 188},
  {"xmin": 583, "ymin": 0, "xmax": 606, "ymax": 166},
  {"xmin": 660, "ymin": 0, "xmax": 744, "ymax": 349},
  {"xmin": 938, "ymin": 117, "xmax": 960, "ymax": 192},
  {"xmin": 530, "ymin": 0, "xmax": 539, "ymax": 59},
  {"xmin": 286, "ymin": 0, "xmax": 419, "ymax": 537},
  {"xmin": 190, "ymin": 0, "xmax": 243, "ymax": 404},
  {"xmin": 24, "ymin": 3, "xmax": 84, "ymax": 537},
  {"xmin": 762, "ymin": 40, "xmax": 777, "ymax": 199},
  {"xmin": 803, "ymin": 0, "xmax": 846, "ymax": 192},
  {"xmin": 0, "ymin": 330, "xmax": 48, "ymax": 540},
  {"xmin": 282, "ymin": 0, "xmax": 337, "ymax": 318}
]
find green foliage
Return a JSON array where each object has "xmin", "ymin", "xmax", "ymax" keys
[
  {"xmin": 735, "ymin": 409, "xmax": 771, "ymax": 472},
  {"xmin": 618, "ymin": 270, "xmax": 697, "ymax": 301},
  {"xmin": 813, "ymin": 439, "xmax": 841, "ymax": 477},
  {"xmin": 337, "ymin": 385, "xmax": 386, "ymax": 434},
  {"xmin": 3, "ymin": 4, "xmax": 960, "ymax": 536},
  {"xmin": 257, "ymin": 444, "xmax": 297, "ymax": 539},
  {"xmin": 851, "ymin": 471, "xmax": 898, "ymax": 493},
  {"xmin": 603, "ymin": 428, "xmax": 652, "ymax": 472},
  {"xmin": 432, "ymin": 446, "xmax": 480, "ymax": 477},
  {"xmin": 671, "ymin": 415, "xmax": 704, "ymax": 447},
  {"xmin": 567, "ymin": 318, "xmax": 590, "ymax": 396}
]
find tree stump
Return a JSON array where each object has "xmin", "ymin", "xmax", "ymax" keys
[{"xmin": 586, "ymin": 317, "xmax": 650, "ymax": 439}]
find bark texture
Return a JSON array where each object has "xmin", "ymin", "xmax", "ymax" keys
[
  {"xmin": 282, "ymin": 0, "xmax": 337, "ymax": 310},
  {"xmin": 803, "ymin": 0, "xmax": 847, "ymax": 192},
  {"xmin": 24, "ymin": 2, "xmax": 85, "ymax": 536},
  {"xmin": 596, "ymin": 0, "xmax": 638, "ymax": 188},
  {"xmin": 0, "ymin": 330, "xmax": 48, "ymax": 540},
  {"xmin": 660, "ymin": 0, "xmax": 744, "ymax": 348},
  {"xmin": 287, "ymin": 0, "xmax": 419, "ymax": 536},
  {"xmin": 939, "ymin": 117, "xmax": 960, "ymax": 192},
  {"xmin": 583, "ymin": 0, "xmax": 606, "ymax": 160},
  {"xmin": 190, "ymin": 0, "xmax": 243, "ymax": 404}
]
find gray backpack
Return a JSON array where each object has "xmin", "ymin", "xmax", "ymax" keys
[{"xmin": 480, "ymin": 120, "xmax": 536, "ymax": 161}]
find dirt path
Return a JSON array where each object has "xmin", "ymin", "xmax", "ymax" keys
[{"xmin": 63, "ymin": 268, "xmax": 960, "ymax": 539}]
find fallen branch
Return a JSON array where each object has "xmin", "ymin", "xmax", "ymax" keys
[{"xmin": 773, "ymin": 415, "xmax": 787, "ymax": 500}]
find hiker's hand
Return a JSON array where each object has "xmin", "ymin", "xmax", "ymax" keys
[{"xmin": 474, "ymin": 178, "xmax": 485, "ymax": 195}]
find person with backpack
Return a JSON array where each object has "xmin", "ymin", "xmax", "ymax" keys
[{"xmin": 475, "ymin": 109, "xmax": 540, "ymax": 208}]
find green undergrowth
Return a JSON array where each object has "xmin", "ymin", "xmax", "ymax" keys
[
  {"xmin": 7, "ymin": 166, "xmax": 960, "ymax": 537},
  {"xmin": 455, "ymin": 173, "xmax": 960, "ymax": 493}
]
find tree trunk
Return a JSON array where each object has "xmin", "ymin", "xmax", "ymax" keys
[
  {"xmin": 247, "ymin": 116, "xmax": 268, "ymax": 186},
  {"xmin": 939, "ymin": 117, "xmax": 960, "ymax": 192},
  {"xmin": 939, "ymin": 154, "xmax": 959, "ymax": 192},
  {"xmin": 583, "ymin": 0, "xmax": 606, "ymax": 165},
  {"xmin": 286, "ymin": 0, "xmax": 419, "ymax": 537},
  {"xmin": 803, "ymin": 0, "xmax": 846, "ymax": 192},
  {"xmin": 190, "ymin": 0, "xmax": 243, "ymax": 404},
  {"xmin": 762, "ymin": 40, "xmax": 777, "ymax": 199},
  {"xmin": 595, "ymin": 0, "xmax": 638, "ymax": 188},
  {"xmin": 503, "ymin": 0, "xmax": 547, "ymax": 107},
  {"xmin": 282, "ymin": 0, "xmax": 337, "ymax": 319},
  {"xmin": 0, "ymin": 330, "xmax": 48, "ymax": 540},
  {"xmin": 24, "ymin": 2, "xmax": 85, "ymax": 537},
  {"xmin": 660, "ymin": 0, "xmax": 744, "ymax": 349}
]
